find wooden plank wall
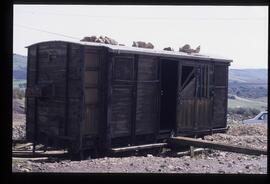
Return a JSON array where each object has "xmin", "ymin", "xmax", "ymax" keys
[
  {"xmin": 110, "ymin": 55, "xmax": 135, "ymax": 139},
  {"xmin": 135, "ymin": 56, "xmax": 159, "ymax": 135},
  {"xmin": 83, "ymin": 48, "xmax": 103, "ymax": 137},
  {"xmin": 111, "ymin": 86, "xmax": 133, "ymax": 137},
  {"xmin": 26, "ymin": 42, "xmax": 83, "ymax": 146},
  {"xmin": 109, "ymin": 55, "xmax": 160, "ymax": 142},
  {"xmin": 176, "ymin": 62, "xmax": 216, "ymax": 134},
  {"xmin": 176, "ymin": 63, "xmax": 196, "ymax": 133},
  {"xmin": 212, "ymin": 64, "xmax": 229, "ymax": 128}
]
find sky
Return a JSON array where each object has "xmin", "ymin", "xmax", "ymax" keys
[{"xmin": 13, "ymin": 5, "xmax": 268, "ymax": 69}]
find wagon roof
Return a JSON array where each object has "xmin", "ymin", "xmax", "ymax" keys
[{"xmin": 26, "ymin": 40, "xmax": 233, "ymax": 63}]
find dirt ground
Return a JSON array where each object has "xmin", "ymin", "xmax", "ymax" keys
[
  {"xmin": 12, "ymin": 99, "xmax": 26, "ymax": 140},
  {"xmin": 12, "ymin": 99, "xmax": 267, "ymax": 173}
]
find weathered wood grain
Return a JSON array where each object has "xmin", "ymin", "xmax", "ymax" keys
[
  {"xmin": 170, "ymin": 136, "xmax": 267, "ymax": 155},
  {"xmin": 110, "ymin": 143, "xmax": 168, "ymax": 153}
]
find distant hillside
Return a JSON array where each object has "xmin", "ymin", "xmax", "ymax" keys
[
  {"xmin": 228, "ymin": 69, "xmax": 267, "ymax": 99},
  {"xmin": 13, "ymin": 54, "xmax": 27, "ymax": 80},
  {"xmin": 229, "ymin": 69, "xmax": 267, "ymax": 84}
]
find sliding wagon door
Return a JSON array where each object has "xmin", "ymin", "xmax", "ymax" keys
[
  {"xmin": 109, "ymin": 54, "xmax": 160, "ymax": 145},
  {"xmin": 176, "ymin": 62, "xmax": 214, "ymax": 135},
  {"xmin": 176, "ymin": 64, "xmax": 197, "ymax": 134},
  {"xmin": 194, "ymin": 64, "xmax": 214, "ymax": 131}
]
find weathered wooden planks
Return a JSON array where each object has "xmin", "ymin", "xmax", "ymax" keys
[
  {"xmin": 135, "ymin": 56, "xmax": 159, "ymax": 135},
  {"xmin": 135, "ymin": 83, "xmax": 158, "ymax": 134},
  {"xmin": 170, "ymin": 136, "xmax": 267, "ymax": 155},
  {"xmin": 26, "ymin": 40, "xmax": 231, "ymax": 157},
  {"xmin": 14, "ymin": 143, "xmax": 33, "ymax": 150},
  {"xmin": 12, "ymin": 150, "xmax": 68, "ymax": 158},
  {"xmin": 13, "ymin": 157, "xmax": 49, "ymax": 161},
  {"xmin": 110, "ymin": 143, "xmax": 168, "ymax": 153},
  {"xmin": 110, "ymin": 86, "xmax": 133, "ymax": 138},
  {"xmin": 212, "ymin": 64, "xmax": 228, "ymax": 128},
  {"xmin": 26, "ymin": 42, "xmax": 84, "ymax": 147}
]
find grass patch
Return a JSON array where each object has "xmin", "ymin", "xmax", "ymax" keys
[
  {"xmin": 228, "ymin": 96, "xmax": 267, "ymax": 111},
  {"xmin": 227, "ymin": 107, "xmax": 260, "ymax": 117}
]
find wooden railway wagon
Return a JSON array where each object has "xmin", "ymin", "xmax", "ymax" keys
[{"xmin": 25, "ymin": 40, "xmax": 232, "ymax": 157}]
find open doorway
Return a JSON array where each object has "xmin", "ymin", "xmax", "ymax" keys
[{"xmin": 160, "ymin": 60, "xmax": 178, "ymax": 133}]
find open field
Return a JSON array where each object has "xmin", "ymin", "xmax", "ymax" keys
[{"xmin": 228, "ymin": 96, "xmax": 267, "ymax": 110}]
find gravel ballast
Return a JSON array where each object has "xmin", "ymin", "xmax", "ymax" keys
[{"xmin": 12, "ymin": 107, "xmax": 267, "ymax": 174}]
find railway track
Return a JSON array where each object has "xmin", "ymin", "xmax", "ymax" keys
[
  {"xmin": 13, "ymin": 136, "xmax": 267, "ymax": 161},
  {"xmin": 12, "ymin": 141, "xmax": 68, "ymax": 160}
]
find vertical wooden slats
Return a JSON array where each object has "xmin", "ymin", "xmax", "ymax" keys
[
  {"xmin": 105, "ymin": 53, "xmax": 113, "ymax": 150},
  {"xmin": 35, "ymin": 43, "xmax": 68, "ymax": 139},
  {"xmin": 212, "ymin": 64, "xmax": 228, "ymax": 128},
  {"xmin": 131, "ymin": 55, "xmax": 138, "ymax": 145},
  {"xmin": 83, "ymin": 49, "xmax": 101, "ymax": 136},
  {"xmin": 96, "ymin": 49, "xmax": 109, "ymax": 151},
  {"xmin": 177, "ymin": 62, "xmax": 215, "ymax": 134},
  {"xmin": 177, "ymin": 64, "xmax": 196, "ymax": 133},
  {"xmin": 156, "ymin": 58, "xmax": 162, "ymax": 139},
  {"xmin": 26, "ymin": 42, "xmax": 84, "ymax": 151},
  {"xmin": 84, "ymin": 105, "xmax": 99, "ymax": 135},
  {"xmin": 33, "ymin": 45, "xmax": 39, "ymax": 147},
  {"xmin": 135, "ymin": 56, "xmax": 159, "ymax": 136},
  {"xmin": 111, "ymin": 86, "xmax": 133, "ymax": 137},
  {"xmin": 109, "ymin": 55, "xmax": 160, "ymax": 143},
  {"xmin": 110, "ymin": 55, "xmax": 134, "ymax": 141},
  {"xmin": 64, "ymin": 43, "xmax": 70, "ymax": 136},
  {"xmin": 135, "ymin": 83, "xmax": 158, "ymax": 134}
]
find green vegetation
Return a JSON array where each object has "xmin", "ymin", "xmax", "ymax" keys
[
  {"xmin": 228, "ymin": 82, "xmax": 267, "ymax": 99},
  {"xmin": 228, "ymin": 95, "xmax": 267, "ymax": 111},
  {"xmin": 227, "ymin": 107, "xmax": 260, "ymax": 117},
  {"xmin": 255, "ymin": 96, "xmax": 268, "ymax": 103}
]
